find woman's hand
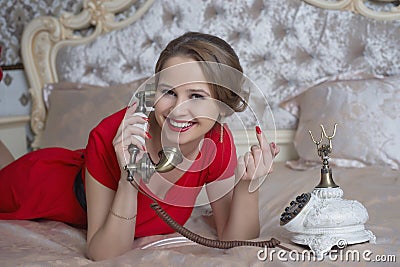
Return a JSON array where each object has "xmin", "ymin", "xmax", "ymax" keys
[
  {"xmin": 113, "ymin": 103, "xmax": 149, "ymax": 171},
  {"xmin": 212, "ymin": 126, "xmax": 278, "ymax": 240},
  {"xmin": 235, "ymin": 126, "xmax": 279, "ymax": 182}
]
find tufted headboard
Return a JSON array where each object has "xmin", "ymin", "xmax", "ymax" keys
[{"xmin": 21, "ymin": 0, "xmax": 400, "ymax": 160}]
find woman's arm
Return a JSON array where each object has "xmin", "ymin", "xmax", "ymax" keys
[
  {"xmin": 86, "ymin": 103, "xmax": 148, "ymax": 261},
  {"xmin": 207, "ymin": 127, "xmax": 279, "ymax": 241},
  {"xmin": 209, "ymin": 178, "xmax": 260, "ymax": 240},
  {"xmin": 86, "ymin": 171, "xmax": 138, "ymax": 261}
]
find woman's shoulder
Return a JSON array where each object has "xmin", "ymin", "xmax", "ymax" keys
[{"xmin": 84, "ymin": 108, "xmax": 126, "ymax": 189}]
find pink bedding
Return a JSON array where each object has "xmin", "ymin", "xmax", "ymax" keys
[{"xmin": 1, "ymin": 163, "xmax": 399, "ymax": 266}]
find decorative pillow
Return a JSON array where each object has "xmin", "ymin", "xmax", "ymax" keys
[
  {"xmin": 280, "ymin": 76, "xmax": 400, "ymax": 170},
  {"xmin": 41, "ymin": 77, "xmax": 148, "ymax": 150}
]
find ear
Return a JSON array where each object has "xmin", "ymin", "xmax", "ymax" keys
[{"xmin": 220, "ymin": 104, "xmax": 234, "ymax": 117}]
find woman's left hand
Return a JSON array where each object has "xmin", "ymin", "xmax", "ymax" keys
[{"xmin": 235, "ymin": 126, "xmax": 279, "ymax": 182}]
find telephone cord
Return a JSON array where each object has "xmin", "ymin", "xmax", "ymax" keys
[{"xmin": 129, "ymin": 179, "xmax": 292, "ymax": 252}]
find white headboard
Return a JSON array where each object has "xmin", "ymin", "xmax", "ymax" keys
[{"xmin": 21, "ymin": 0, "xmax": 400, "ymax": 160}]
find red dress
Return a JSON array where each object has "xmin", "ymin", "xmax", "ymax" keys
[{"xmin": 0, "ymin": 108, "xmax": 237, "ymax": 237}]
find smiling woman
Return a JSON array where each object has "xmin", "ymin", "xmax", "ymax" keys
[
  {"xmin": 84, "ymin": 32, "xmax": 279, "ymax": 260},
  {"xmin": 153, "ymin": 58, "xmax": 221, "ymax": 148},
  {"xmin": 0, "ymin": 31, "xmax": 279, "ymax": 261},
  {"xmin": 155, "ymin": 32, "xmax": 248, "ymax": 117}
]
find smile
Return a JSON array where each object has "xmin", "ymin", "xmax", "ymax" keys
[{"xmin": 167, "ymin": 118, "xmax": 196, "ymax": 132}]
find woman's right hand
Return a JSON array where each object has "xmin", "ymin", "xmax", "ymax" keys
[{"xmin": 112, "ymin": 103, "xmax": 149, "ymax": 172}]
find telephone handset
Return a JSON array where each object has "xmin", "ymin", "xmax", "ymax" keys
[
  {"xmin": 125, "ymin": 85, "xmax": 184, "ymax": 184},
  {"xmin": 123, "ymin": 85, "xmax": 288, "ymax": 251}
]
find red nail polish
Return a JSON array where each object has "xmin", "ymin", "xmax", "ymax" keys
[
  {"xmin": 129, "ymin": 101, "xmax": 137, "ymax": 108},
  {"xmin": 143, "ymin": 117, "xmax": 149, "ymax": 122},
  {"xmin": 271, "ymin": 142, "xmax": 276, "ymax": 149},
  {"xmin": 146, "ymin": 132, "xmax": 152, "ymax": 139},
  {"xmin": 255, "ymin": 126, "xmax": 262, "ymax": 134}
]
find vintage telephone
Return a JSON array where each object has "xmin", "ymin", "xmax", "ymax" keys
[
  {"xmin": 121, "ymin": 86, "xmax": 291, "ymax": 251},
  {"xmin": 280, "ymin": 124, "xmax": 376, "ymax": 257}
]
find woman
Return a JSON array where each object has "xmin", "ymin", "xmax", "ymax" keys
[{"xmin": 0, "ymin": 32, "xmax": 279, "ymax": 261}]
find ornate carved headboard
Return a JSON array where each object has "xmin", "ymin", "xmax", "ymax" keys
[
  {"xmin": 21, "ymin": 0, "xmax": 400, "ymax": 159},
  {"xmin": 21, "ymin": 0, "xmax": 155, "ymax": 149}
]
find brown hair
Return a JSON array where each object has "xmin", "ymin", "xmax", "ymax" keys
[{"xmin": 155, "ymin": 32, "xmax": 248, "ymax": 115}]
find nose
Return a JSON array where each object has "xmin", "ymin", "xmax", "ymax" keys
[{"xmin": 169, "ymin": 96, "xmax": 191, "ymax": 117}]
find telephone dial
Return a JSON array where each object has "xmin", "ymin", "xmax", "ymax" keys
[
  {"xmin": 280, "ymin": 192, "xmax": 311, "ymax": 226},
  {"xmin": 279, "ymin": 124, "xmax": 376, "ymax": 258}
]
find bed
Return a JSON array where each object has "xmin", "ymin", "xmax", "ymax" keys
[{"xmin": 1, "ymin": 0, "xmax": 399, "ymax": 266}]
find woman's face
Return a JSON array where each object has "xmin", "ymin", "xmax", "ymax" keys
[{"xmin": 153, "ymin": 56, "xmax": 221, "ymax": 147}]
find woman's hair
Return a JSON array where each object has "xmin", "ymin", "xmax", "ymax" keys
[{"xmin": 155, "ymin": 32, "xmax": 248, "ymax": 115}]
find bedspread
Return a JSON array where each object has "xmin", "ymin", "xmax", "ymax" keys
[{"xmin": 1, "ymin": 163, "xmax": 399, "ymax": 266}]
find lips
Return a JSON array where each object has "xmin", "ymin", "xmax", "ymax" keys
[{"xmin": 167, "ymin": 118, "xmax": 196, "ymax": 132}]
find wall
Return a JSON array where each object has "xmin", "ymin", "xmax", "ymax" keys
[{"xmin": 0, "ymin": 0, "xmax": 82, "ymax": 118}]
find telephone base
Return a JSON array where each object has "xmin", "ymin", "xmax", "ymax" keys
[
  {"xmin": 281, "ymin": 187, "xmax": 376, "ymax": 259},
  {"xmin": 289, "ymin": 229, "xmax": 376, "ymax": 259}
]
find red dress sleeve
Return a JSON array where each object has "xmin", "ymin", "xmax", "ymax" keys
[
  {"xmin": 84, "ymin": 108, "xmax": 126, "ymax": 190},
  {"xmin": 83, "ymin": 115, "xmax": 238, "ymax": 238},
  {"xmin": 205, "ymin": 124, "xmax": 237, "ymax": 183}
]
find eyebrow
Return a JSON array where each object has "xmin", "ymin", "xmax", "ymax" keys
[
  {"xmin": 188, "ymin": 88, "xmax": 211, "ymax": 97},
  {"xmin": 158, "ymin": 83, "xmax": 211, "ymax": 97}
]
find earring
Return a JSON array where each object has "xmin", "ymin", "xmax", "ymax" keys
[
  {"xmin": 220, "ymin": 122, "xmax": 224, "ymax": 143},
  {"xmin": 218, "ymin": 113, "xmax": 225, "ymax": 143}
]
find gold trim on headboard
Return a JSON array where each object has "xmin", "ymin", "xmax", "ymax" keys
[
  {"xmin": 303, "ymin": 0, "xmax": 400, "ymax": 20},
  {"xmin": 21, "ymin": 0, "xmax": 155, "ymax": 150}
]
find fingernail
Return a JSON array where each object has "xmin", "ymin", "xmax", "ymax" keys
[
  {"xmin": 142, "ymin": 145, "xmax": 147, "ymax": 151},
  {"xmin": 255, "ymin": 126, "xmax": 262, "ymax": 134},
  {"xmin": 271, "ymin": 142, "xmax": 276, "ymax": 149},
  {"xmin": 143, "ymin": 117, "xmax": 149, "ymax": 122},
  {"xmin": 146, "ymin": 132, "xmax": 152, "ymax": 139},
  {"xmin": 129, "ymin": 101, "xmax": 137, "ymax": 108}
]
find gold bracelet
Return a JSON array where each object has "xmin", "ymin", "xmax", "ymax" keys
[{"xmin": 109, "ymin": 208, "xmax": 136, "ymax": 220}]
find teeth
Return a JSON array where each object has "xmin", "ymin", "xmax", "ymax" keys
[{"xmin": 169, "ymin": 119, "xmax": 193, "ymax": 128}]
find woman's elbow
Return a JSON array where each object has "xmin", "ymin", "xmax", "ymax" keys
[
  {"xmin": 86, "ymin": 245, "xmax": 101, "ymax": 261},
  {"xmin": 86, "ymin": 249, "xmax": 112, "ymax": 262},
  {"xmin": 247, "ymin": 228, "xmax": 260, "ymax": 240},
  {"xmin": 86, "ymin": 243, "xmax": 112, "ymax": 262}
]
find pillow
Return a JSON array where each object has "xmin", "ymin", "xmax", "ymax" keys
[
  {"xmin": 280, "ymin": 76, "xmax": 400, "ymax": 170},
  {"xmin": 41, "ymin": 77, "xmax": 149, "ymax": 150}
]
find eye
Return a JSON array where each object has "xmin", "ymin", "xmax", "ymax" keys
[
  {"xmin": 161, "ymin": 89, "xmax": 176, "ymax": 97},
  {"xmin": 190, "ymin": 93, "xmax": 205, "ymax": 100}
]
